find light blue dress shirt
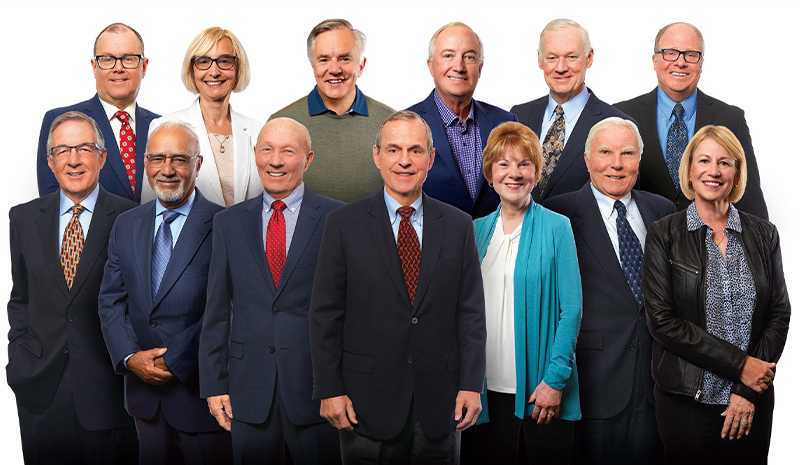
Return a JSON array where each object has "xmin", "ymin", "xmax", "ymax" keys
[
  {"xmin": 656, "ymin": 87, "xmax": 698, "ymax": 159},
  {"xmin": 58, "ymin": 184, "xmax": 99, "ymax": 249},
  {"xmin": 261, "ymin": 183, "xmax": 305, "ymax": 254},
  {"xmin": 540, "ymin": 87, "xmax": 590, "ymax": 144},
  {"xmin": 153, "ymin": 190, "xmax": 196, "ymax": 247},
  {"xmin": 383, "ymin": 190, "xmax": 423, "ymax": 248}
]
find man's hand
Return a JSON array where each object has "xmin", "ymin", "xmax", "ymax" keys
[
  {"xmin": 527, "ymin": 380, "xmax": 562, "ymax": 425},
  {"xmin": 207, "ymin": 395, "xmax": 233, "ymax": 431},
  {"xmin": 320, "ymin": 395, "xmax": 358, "ymax": 431},
  {"xmin": 454, "ymin": 390, "xmax": 481, "ymax": 431},
  {"xmin": 127, "ymin": 347, "xmax": 174, "ymax": 385}
]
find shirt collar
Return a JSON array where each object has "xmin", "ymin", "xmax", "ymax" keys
[
  {"xmin": 686, "ymin": 201, "xmax": 742, "ymax": 233},
  {"xmin": 98, "ymin": 97, "xmax": 137, "ymax": 124},
  {"xmin": 307, "ymin": 85, "xmax": 369, "ymax": 116},
  {"xmin": 590, "ymin": 183, "xmax": 633, "ymax": 220},
  {"xmin": 657, "ymin": 86, "xmax": 698, "ymax": 121},
  {"xmin": 262, "ymin": 182, "xmax": 305, "ymax": 214},
  {"xmin": 155, "ymin": 189, "xmax": 196, "ymax": 219},
  {"xmin": 433, "ymin": 89, "xmax": 474, "ymax": 127},
  {"xmin": 545, "ymin": 86, "xmax": 590, "ymax": 125},
  {"xmin": 384, "ymin": 189, "xmax": 424, "ymax": 227},
  {"xmin": 59, "ymin": 184, "xmax": 100, "ymax": 216}
]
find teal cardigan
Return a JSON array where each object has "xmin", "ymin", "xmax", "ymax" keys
[{"xmin": 474, "ymin": 199, "xmax": 582, "ymax": 423}]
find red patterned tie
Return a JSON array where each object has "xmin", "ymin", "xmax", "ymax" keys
[
  {"xmin": 60, "ymin": 205, "xmax": 86, "ymax": 290},
  {"xmin": 397, "ymin": 206, "xmax": 420, "ymax": 305},
  {"xmin": 115, "ymin": 110, "xmax": 137, "ymax": 195},
  {"xmin": 266, "ymin": 200, "xmax": 287, "ymax": 289}
]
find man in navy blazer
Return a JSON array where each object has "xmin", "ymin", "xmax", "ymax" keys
[
  {"xmin": 99, "ymin": 121, "xmax": 231, "ymax": 464},
  {"xmin": 199, "ymin": 118, "xmax": 343, "ymax": 464},
  {"xmin": 407, "ymin": 22, "xmax": 517, "ymax": 219},
  {"xmin": 614, "ymin": 22, "xmax": 769, "ymax": 220},
  {"xmin": 544, "ymin": 118, "xmax": 675, "ymax": 464},
  {"xmin": 512, "ymin": 19, "xmax": 632, "ymax": 204},
  {"xmin": 37, "ymin": 23, "xmax": 159, "ymax": 203},
  {"xmin": 310, "ymin": 111, "xmax": 486, "ymax": 464}
]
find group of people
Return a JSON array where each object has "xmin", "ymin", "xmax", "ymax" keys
[{"xmin": 8, "ymin": 14, "xmax": 789, "ymax": 465}]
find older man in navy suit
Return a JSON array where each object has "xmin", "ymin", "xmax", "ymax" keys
[
  {"xmin": 199, "ymin": 118, "xmax": 343, "ymax": 464},
  {"xmin": 37, "ymin": 22, "xmax": 159, "ymax": 202},
  {"xmin": 408, "ymin": 22, "xmax": 517, "ymax": 219},
  {"xmin": 545, "ymin": 118, "xmax": 675, "ymax": 464},
  {"xmin": 99, "ymin": 121, "xmax": 231, "ymax": 464}
]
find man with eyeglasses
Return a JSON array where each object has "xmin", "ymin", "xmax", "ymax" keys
[
  {"xmin": 36, "ymin": 22, "xmax": 159, "ymax": 203},
  {"xmin": 98, "ymin": 120, "xmax": 232, "ymax": 464},
  {"xmin": 269, "ymin": 18, "xmax": 395, "ymax": 203},
  {"xmin": 615, "ymin": 22, "xmax": 769, "ymax": 219},
  {"xmin": 8, "ymin": 112, "xmax": 139, "ymax": 464}
]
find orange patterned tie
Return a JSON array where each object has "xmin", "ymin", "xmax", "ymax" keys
[
  {"xmin": 60, "ymin": 205, "xmax": 85, "ymax": 290},
  {"xmin": 397, "ymin": 206, "xmax": 420, "ymax": 305}
]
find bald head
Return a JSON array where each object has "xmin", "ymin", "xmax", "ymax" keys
[{"xmin": 255, "ymin": 118, "xmax": 315, "ymax": 199}]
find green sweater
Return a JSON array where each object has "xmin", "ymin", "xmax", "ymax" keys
[{"xmin": 270, "ymin": 95, "xmax": 394, "ymax": 203}]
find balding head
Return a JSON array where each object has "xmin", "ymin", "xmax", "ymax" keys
[{"xmin": 254, "ymin": 118, "xmax": 315, "ymax": 200}]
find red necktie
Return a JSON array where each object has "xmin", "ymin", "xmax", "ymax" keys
[
  {"xmin": 397, "ymin": 206, "xmax": 420, "ymax": 305},
  {"xmin": 115, "ymin": 110, "xmax": 137, "ymax": 195},
  {"xmin": 266, "ymin": 200, "xmax": 287, "ymax": 289},
  {"xmin": 60, "ymin": 205, "xmax": 85, "ymax": 290}
]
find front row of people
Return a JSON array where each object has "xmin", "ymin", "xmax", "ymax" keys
[{"xmin": 10, "ymin": 109, "xmax": 789, "ymax": 464}]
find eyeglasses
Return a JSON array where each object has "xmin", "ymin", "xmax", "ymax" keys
[
  {"xmin": 657, "ymin": 49, "xmax": 703, "ymax": 63},
  {"xmin": 95, "ymin": 55, "xmax": 144, "ymax": 69},
  {"xmin": 145, "ymin": 154, "xmax": 200, "ymax": 169},
  {"xmin": 50, "ymin": 143, "xmax": 101, "ymax": 158},
  {"xmin": 193, "ymin": 55, "xmax": 237, "ymax": 70}
]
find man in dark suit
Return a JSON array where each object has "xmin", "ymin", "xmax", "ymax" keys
[
  {"xmin": 614, "ymin": 22, "xmax": 768, "ymax": 219},
  {"xmin": 407, "ymin": 22, "xmax": 517, "ymax": 219},
  {"xmin": 98, "ymin": 120, "xmax": 231, "ymax": 464},
  {"xmin": 544, "ymin": 118, "xmax": 675, "ymax": 464},
  {"xmin": 309, "ymin": 110, "xmax": 486, "ymax": 464},
  {"xmin": 513, "ymin": 19, "xmax": 632, "ymax": 205},
  {"xmin": 37, "ymin": 22, "xmax": 159, "ymax": 203},
  {"xmin": 199, "ymin": 118, "xmax": 343, "ymax": 464},
  {"xmin": 8, "ymin": 111, "xmax": 138, "ymax": 464}
]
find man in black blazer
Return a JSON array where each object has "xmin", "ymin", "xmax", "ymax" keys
[
  {"xmin": 512, "ymin": 19, "xmax": 632, "ymax": 204},
  {"xmin": 8, "ymin": 112, "xmax": 138, "ymax": 464},
  {"xmin": 200, "ymin": 118, "xmax": 343, "ymax": 464},
  {"xmin": 309, "ymin": 111, "xmax": 486, "ymax": 464},
  {"xmin": 614, "ymin": 22, "xmax": 768, "ymax": 219},
  {"xmin": 37, "ymin": 22, "xmax": 159, "ymax": 203},
  {"xmin": 545, "ymin": 118, "xmax": 675, "ymax": 464}
]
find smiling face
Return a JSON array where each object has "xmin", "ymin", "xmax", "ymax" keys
[
  {"xmin": 311, "ymin": 28, "xmax": 365, "ymax": 114},
  {"xmin": 491, "ymin": 146, "xmax": 537, "ymax": 209},
  {"xmin": 538, "ymin": 26, "xmax": 593, "ymax": 104},
  {"xmin": 194, "ymin": 38, "xmax": 236, "ymax": 104},
  {"xmin": 145, "ymin": 126, "xmax": 202, "ymax": 209},
  {"xmin": 92, "ymin": 30, "xmax": 147, "ymax": 109},
  {"xmin": 254, "ymin": 119, "xmax": 314, "ymax": 200},
  {"xmin": 688, "ymin": 138, "xmax": 737, "ymax": 206},
  {"xmin": 585, "ymin": 127, "xmax": 640, "ymax": 200},
  {"xmin": 653, "ymin": 24, "xmax": 703, "ymax": 102},
  {"xmin": 48, "ymin": 120, "xmax": 107, "ymax": 204},
  {"xmin": 427, "ymin": 24, "xmax": 483, "ymax": 108},
  {"xmin": 374, "ymin": 118, "xmax": 435, "ymax": 206}
]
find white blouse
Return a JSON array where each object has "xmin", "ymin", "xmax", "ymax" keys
[{"xmin": 481, "ymin": 214, "xmax": 522, "ymax": 394}]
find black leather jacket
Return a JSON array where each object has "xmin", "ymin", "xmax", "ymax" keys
[{"xmin": 643, "ymin": 208, "xmax": 790, "ymax": 404}]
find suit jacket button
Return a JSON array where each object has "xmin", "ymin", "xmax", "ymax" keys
[
  {"xmin": 273, "ymin": 307, "xmax": 280, "ymax": 314},
  {"xmin": 407, "ymin": 357, "xmax": 412, "ymax": 364},
  {"xmin": 638, "ymin": 315, "xmax": 643, "ymax": 321},
  {"xmin": 62, "ymin": 347, "xmax": 69, "ymax": 354},
  {"xmin": 269, "ymin": 346, "xmax": 275, "ymax": 353},
  {"xmin": 629, "ymin": 344, "xmax": 636, "ymax": 351},
  {"xmin": 150, "ymin": 319, "xmax": 158, "ymax": 327},
  {"xmin": 67, "ymin": 316, "xmax": 73, "ymax": 323},
  {"xmin": 411, "ymin": 317, "xmax": 418, "ymax": 324}
]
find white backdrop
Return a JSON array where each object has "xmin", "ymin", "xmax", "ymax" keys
[{"xmin": 0, "ymin": 0, "xmax": 797, "ymax": 463}]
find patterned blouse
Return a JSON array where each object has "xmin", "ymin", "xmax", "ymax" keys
[{"xmin": 687, "ymin": 202, "xmax": 756, "ymax": 405}]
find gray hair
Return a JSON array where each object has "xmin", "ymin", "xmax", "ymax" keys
[
  {"xmin": 538, "ymin": 19, "xmax": 591, "ymax": 56},
  {"xmin": 147, "ymin": 120, "xmax": 201, "ymax": 157},
  {"xmin": 306, "ymin": 19, "xmax": 367, "ymax": 64},
  {"xmin": 654, "ymin": 22, "xmax": 705, "ymax": 55},
  {"xmin": 46, "ymin": 111, "xmax": 105, "ymax": 156},
  {"xmin": 585, "ymin": 117, "xmax": 643, "ymax": 159},
  {"xmin": 94, "ymin": 22, "xmax": 145, "ymax": 56},
  {"xmin": 375, "ymin": 110, "xmax": 434, "ymax": 153},
  {"xmin": 428, "ymin": 22, "xmax": 484, "ymax": 64}
]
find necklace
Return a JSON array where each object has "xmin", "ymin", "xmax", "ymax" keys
[{"xmin": 210, "ymin": 133, "xmax": 230, "ymax": 153}]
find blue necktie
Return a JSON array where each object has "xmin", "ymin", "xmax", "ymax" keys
[
  {"xmin": 665, "ymin": 103, "xmax": 688, "ymax": 189},
  {"xmin": 614, "ymin": 201, "xmax": 644, "ymax": 308},
  {"xmin": 152, "ymin": 210, "xmax": 180, "ymax": 301}
]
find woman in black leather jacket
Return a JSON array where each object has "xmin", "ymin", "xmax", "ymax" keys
[{"xmin": 642, "ymin": 125, "xmax": 790, "ymax": 464}]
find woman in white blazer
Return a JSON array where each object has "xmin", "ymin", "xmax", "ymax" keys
[{"xmin": 145, "ymin": 27, "xmax": 263, "ymax": 207}]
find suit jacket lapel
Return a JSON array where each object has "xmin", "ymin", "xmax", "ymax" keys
[
  {"xmin": 87, "ymin": 94, "xmax": 135, "ymax": 201},
  {"xmin": 132, "ymin": 201, "xmax": 156, "ymax": 303},
  {"xmin": 695, "ymin": 90, "xmax": 715, "ymax": 129},
  {"xmin": 420, "ymin": 91, "xmax": 471, "ymax": 200},
  {"xmin": 277, "ymin": 188, "xmax": 323, "ymax": 295},
  {"xmin": 366, "ymin": 193, "xmax": 411, "ymax": 308},
  {"xmin": 640, "ymin": 88, "xmax": 679, "ymax": 200},
  {"xmin": 242, "ymin": 196, "xmax": 275, "ymax": 295},
  {"xmin": 135, "ymin": 104, "xmax": 155, "ymax": 197},
  {"xmin": 413, "ymin": 195, "xmax": 443, "ymax": 313},
  {"xmin": 68, "ymin": 188, "xmax": 115, "ymax": 301},
  {"xmin": 37, "ymin": 192, "xmax": 70, "ymax": 299}
]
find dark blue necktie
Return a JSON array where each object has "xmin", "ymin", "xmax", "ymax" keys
[
  {"xmin": 665, "ymin": 103, "xmax": 688, "ymax": 189},
  {"xmin": 615, "ymin": 201, "xmax": 644, "ymax": 308},
  {"xmin": 152, "ymin": 210, "xmax": 180, "ymax": 300}
]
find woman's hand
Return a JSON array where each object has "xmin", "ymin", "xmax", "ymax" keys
[
  {"xmin": 739, "ymin": 356, "xmax": 776, "ymax": 394},
  {"xmin": 527, "ymin": 380, "xmax": 562, "ymax": 425},
  {"xmin": 721, "ymin": 393, "xmax": 755, "ymax": 440}
]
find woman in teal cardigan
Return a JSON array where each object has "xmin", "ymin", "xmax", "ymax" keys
[{"xmin": 466, "ymin": 122, "xmax": 582, "ymax": 464}]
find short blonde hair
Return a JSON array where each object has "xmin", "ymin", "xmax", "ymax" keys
[
  {"xmin": 679, "ymin": 125, "xmax": 747, "ymax": 203},
  {"xmin": 482, "ymin": 122, "xmax": 543, "ymax": 182},
  {"xmin": 181, "ymin": 27, "xmax": 251, "ymax": 94}
]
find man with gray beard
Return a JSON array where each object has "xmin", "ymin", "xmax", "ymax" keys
[{"xmin": 99, "ymin": 120, "xmax": 231, "ymax": 464}]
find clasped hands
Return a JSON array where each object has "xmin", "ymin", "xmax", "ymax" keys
[
  {"xmin": 127, "ymin": 347, "xmax": 174, "ymax": 385},
  {"xmin": 720, "ymin": 356, "xmax": 776, "ymax": 441}
]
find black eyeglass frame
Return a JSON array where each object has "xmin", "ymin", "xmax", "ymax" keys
[
  {"xmin": 192, "ymin": 55, "xmax": 238, "ymax": 70},
  {"xmin": 656, "ymin": 48, "xmax": 703, "ymax": 63},
  {"xmin": 94, "ymin": 54, "xmax": 144, "ymax": 69}
]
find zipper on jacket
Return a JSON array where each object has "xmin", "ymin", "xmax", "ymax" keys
[{"xmin": 669, "ymin": 259, "xmax": 700, "ymax": 275}]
